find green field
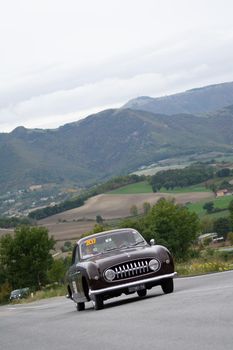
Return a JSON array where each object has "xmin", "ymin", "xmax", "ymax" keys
[
  {"xmin": 109, "ymin": 181, "xmax": 212, "ymax": 195},
  {"xmin": 187, "ymin": 195, "xmax": 233, "ymax": 217},
  {"xmin": 108, "ymin": 181, "xmax": 232, "ymax": 219},
  {"xmin": 109, "ymin": 181, "xmax": 153, "ymax": 194}
]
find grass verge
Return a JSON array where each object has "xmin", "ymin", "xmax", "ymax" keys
[
  {"xmin": 176, "ymin": 260, "xmax": 233, "ymax": 276},
  {"xmin": 9, "ymin": 285, "xmax": 66, "ymax": 305},
  {"xmin": 176, "ymin": 247, "xmax": 233, "ymax": 276}
]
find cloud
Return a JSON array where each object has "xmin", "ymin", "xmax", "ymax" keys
[{"xmin": 1, "ymin": 28, "xmax": 233, "ymax": 132}]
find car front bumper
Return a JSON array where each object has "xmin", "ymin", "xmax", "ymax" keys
[{"xmin": 89, "ymin": 271, "xmax": 177, "ymax": 296}]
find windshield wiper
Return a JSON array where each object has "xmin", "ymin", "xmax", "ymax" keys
[
  {"xmin": 104, "ymin": 247, "xmax": 118, "ymax": 252},
  {"xmin": 129, "ymin": 240, "xmax": 145, "ymax": 247}
]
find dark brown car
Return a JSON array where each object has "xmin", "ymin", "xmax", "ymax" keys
[{"xmin": 66, "ymin": 228, "xmax": 177, "ymax": 310}]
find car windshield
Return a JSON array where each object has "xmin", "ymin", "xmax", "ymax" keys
[{"xmin": 79, "ymin": 230, "xmax": 146, "ymax": 260}]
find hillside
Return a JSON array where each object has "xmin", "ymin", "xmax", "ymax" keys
[
  {"xmin": 1, "ymin": 81, "xmax": 233, "ymax": 193},
  {"xmin": 123, "ymin": 81, "xmax": 233, "ymax": 115},
  {"xmin": 39, "ymin": 191, "xmax": 214, "ymax": 241},
  {"xmin": 1, "ymin": 104, "xmax": 233, "ymax": 192}
]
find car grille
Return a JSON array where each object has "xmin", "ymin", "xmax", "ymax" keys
[{"xmin": 110, "ymin": 259, "xmax": 160, "ymax": 281}]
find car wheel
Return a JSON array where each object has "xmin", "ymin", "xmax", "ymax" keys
[
  {"xmin": 92, "ymin": 295, "xmax": 104, "ymax": 310},
  {"xmin": 161, "ymin": 278, "xmax": 174, "ymax": 294},
  {"xmin": 137, "ymin": 289, "xmax": 147, "ymax": 297},
  {"xmin": 76, "ymin": 302, "xmax": 85, "ymax": 311}
]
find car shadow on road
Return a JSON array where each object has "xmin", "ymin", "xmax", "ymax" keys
[{"xmin": 83, "ymin": 291, "xmax": 165, "ymax": 312}]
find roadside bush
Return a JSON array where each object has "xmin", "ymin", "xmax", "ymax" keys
[
  {"xmin": 0, "ymin": 282, "xmax": 11, "ymax": 304},
  {"xmin": 61, "ymin": 241, "xmax": 73, "ymax": 252},
  {"xmin": 227, "ymin": 232, "xmax": 233, "ymax": 245},
  {"xmin": 215, "ymin": 249, "xmax": 233, "ymax": 262},
  {"xmin": 47, "ymin": 259, "xmax": 67, "ymax": 284}
]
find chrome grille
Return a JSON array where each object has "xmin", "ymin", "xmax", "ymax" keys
[{"xmin": 110, "ymin": 259, "xmax": 157, "ymax": 281}]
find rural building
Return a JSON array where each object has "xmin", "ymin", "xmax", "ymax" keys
[{"xmin": 216, "ymin": 189, "xmax": 230, "ymax": 197}]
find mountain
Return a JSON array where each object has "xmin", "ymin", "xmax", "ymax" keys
[
  {"xmin": 123, "ymin": 81, "xmax": 233, "ymax": 115},
  {"xmin": 1, "ymin": 104, "xmax": 233, "ymax": 192}
]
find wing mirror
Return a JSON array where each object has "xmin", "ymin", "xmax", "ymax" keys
[{"xmin": 150, "ymin": 238, "xmax": 155, "ymax": 246}]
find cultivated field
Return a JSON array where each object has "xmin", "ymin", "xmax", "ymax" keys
[{"xmin": 40, "ymin": 191, "xmax": 214, "ymax": 241}]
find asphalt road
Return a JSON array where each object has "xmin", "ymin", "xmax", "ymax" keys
[{"xmin": 1, "ymin": 271, "xmax": 233, "ymax": 350}]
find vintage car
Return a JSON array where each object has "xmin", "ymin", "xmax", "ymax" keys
[
  {"xmin": 66, "ymin": 228, "xmax": 177, "ymax": 310},
  {"xmin": 9, "ymin": 288, "xmax": 30, "ymax": 301}
]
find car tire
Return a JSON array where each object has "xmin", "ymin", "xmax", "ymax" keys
[
  {"xmin": 93, "ymin": 295, "xmax": 104, "ymax": 310},
  {"xmin": 76, "ymin": 302, "xmax": 85, "ymax": 311},
  {"xmin": 161, "ymin": 278, "xmax": 174, "ymax": 294},
  {"xmin": 137, "ymin": 289, "xmax": 147, "ymax": 297}
]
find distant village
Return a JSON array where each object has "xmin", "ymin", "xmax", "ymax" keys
[{"xmin": 0, "ymin": 184, "xmax": 79, "ymax": 217}]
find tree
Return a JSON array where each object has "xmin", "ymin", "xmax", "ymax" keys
[
  {"xmin": 203, "ymin": 201, "xmax": 214, "ymax": 213},
  {"xmin": 200, "ymin": 217, "xmax": 214, "ymax": 234},
  {"xmin": 61, "ymin": 241, "xmax": 72, "ymax": 252},
  {"xmin": 216, "ymin": 168, "xmax": 231, "ymax": 177},
  {"xmin": 96, "ymin": 215, "xmax": 104, "ymax": 224},
  {"xmin": 0, "ymin": 226, "xmax": 55, "ymax": 290},
  {"xmin": 47, "ymin": 259, "xmax": 67, "ymax": 284},
  {"xmin": 143, "ymin": 202, "xmax": 151, "ymax": 215},
  {"xmin": 213, "ymin": 217, "xmax": 231, "ymax": 239},
  {"xmin": 130, "ymin": 205, "xmax": 138, "ymax": 216},
  {"xmin": 0, "ymin": 281, "xmax": 11, "ymax": 304},
  {"xmin": 229, "ymin": 200, "xmax": 233, "ymax": 230},
  {"xmin": 227, "ymin": 232, "xmax": 233, "ymax": 245},
  {"xmin": 142, "ymin": 199, "xmax": 200, "ymax": 260}
]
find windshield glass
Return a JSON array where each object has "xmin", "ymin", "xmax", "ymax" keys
[{"xmin": 79, "ymin": 230, "xmax": 146, "ymax": 260}]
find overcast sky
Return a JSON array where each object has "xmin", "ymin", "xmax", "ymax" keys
[{"xmin": 1, "ymin": 0, "xmax": 233, "ymax": 132}]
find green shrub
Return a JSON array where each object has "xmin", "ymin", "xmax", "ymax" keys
[
  {"xmin": 227, "ymin": 232, "xmax": 233, "ymax": 245},
  {"xmin": 0, "ymin": 282, "xmax": 11, "ymax": 304}
]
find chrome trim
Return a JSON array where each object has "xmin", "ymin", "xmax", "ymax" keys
[
  {"xmin": 105, "ymin": 258, "xmax": 160, "ymax": 282},
  {"xmin": 89, "ymin": 272, "xmax": 177, "ymax": 296}
]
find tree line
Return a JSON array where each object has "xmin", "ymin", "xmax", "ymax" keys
[
  {"xmin": 201, "ymin": 200, "xmax": 233, "ymax": 240},
  {"xmin": 0, "ymin": 216, "xmax": 34, "ymax": 228},
  {"xmin": 150, "ymin": 164, "xmax": 214, "ymax": 191}
]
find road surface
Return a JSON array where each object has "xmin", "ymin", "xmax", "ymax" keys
[{"xmin": 0, "ymin": 271, "xmax": 233, "ymax": 350}]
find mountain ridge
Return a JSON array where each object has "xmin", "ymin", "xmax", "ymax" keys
[
  {"xmin": 1, "ymin": 81, "xmax": 233, "ymax": 192},
  {"xmin": 123, "ymin": 81, "xmax": 233, "ymax": 115}
]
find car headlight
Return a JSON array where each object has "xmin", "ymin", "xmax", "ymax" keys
[
  {"xmin": 149, "ymin": 259, "xmax": 160, "ymax": 271},
  {"xmin": 105, "ymin": 269, "xmax": 116, "ymax": 281}
]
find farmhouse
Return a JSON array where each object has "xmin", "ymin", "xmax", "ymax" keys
[{"xmin": 216, "ymin": 189, "xmax": 231, "ymax": 197}]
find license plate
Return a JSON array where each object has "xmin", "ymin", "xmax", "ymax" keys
[{"xmin": 128, "ymin": 284, "xmax": 145, "ymax": 292}]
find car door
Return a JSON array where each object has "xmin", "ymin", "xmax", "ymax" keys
[{"xmin": 68, "ymin": 245, "xmax": 86, "ymax": 303}]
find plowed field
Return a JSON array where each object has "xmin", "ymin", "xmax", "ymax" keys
[{"xmin": 39, "ymin": 191, "xmax": 214, "ymax": 241}]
